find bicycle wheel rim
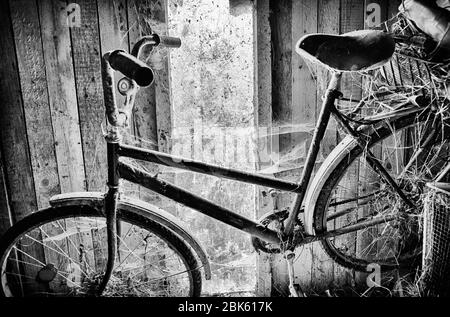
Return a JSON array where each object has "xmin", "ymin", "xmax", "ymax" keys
[
  {"xmin": 0, "ymin": 206, "xmax": 199, "ymax": 297},
  {"xmin": 313, "ymin": 111, "xmax": 449, "ymax": 271}
]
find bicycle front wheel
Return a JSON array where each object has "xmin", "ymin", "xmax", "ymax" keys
[
  {"xmin": 305, "ymin": 110, "xmax": 449, "ymax": 271},
  {"xmin": 0, "ymin": 205, "xmax": 202, "ymax": 297}
]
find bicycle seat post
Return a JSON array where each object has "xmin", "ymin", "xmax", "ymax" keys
[{"xmin": 283, "ymin": 72, "xmax": 342, "ymax": 238}]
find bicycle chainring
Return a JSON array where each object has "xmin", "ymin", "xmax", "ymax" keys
[{"xmin": 251, "ymin": 209, "xmax": 289, "ymax": 254}]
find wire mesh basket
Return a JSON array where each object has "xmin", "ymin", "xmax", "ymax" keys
[{"xmin": 421, "ymin": 182, "xmax": 450, "ymax": 296}]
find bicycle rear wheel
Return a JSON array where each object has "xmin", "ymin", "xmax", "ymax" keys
[
  {"xmin": 306, "ymin": 110, "xmax": 449, "ymax": 271},
  {"xmin": 0, "ymin": 205, "xmax": 202, "ymax": 297}
]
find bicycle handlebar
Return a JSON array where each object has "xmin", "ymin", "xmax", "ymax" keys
[
  {"xmin": 130, "ymin": 34, "xmax": 182, "ymax": 57},
  {"xmin": 108, "ymin": 50, "xmax": 154, "ymax": 87},
  {"xmin": 109, "ymin": 34, "xmax": 181, "ymax": 88},
  {"xmin": 102, "ymin": 33, "xmax": 181, "ymax": 127},
  {"xmin": 156, "ymin": 35, "xmax": 182, "ymax": 48}
]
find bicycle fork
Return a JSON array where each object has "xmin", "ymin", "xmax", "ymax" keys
[
  {"xmin": 96, "ymin": 140, "xmax": 121, "ymax": 296},
  {"xmin": 98, "ymin": 50, "xmax": 131, "ymax": 295}
]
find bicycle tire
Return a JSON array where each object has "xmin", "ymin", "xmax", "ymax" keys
[
  {"xmin": 305, "ymin": 110, "xmax": 448, "ymax": 271},
  {"xmin": 0, "ymin": 205, "xmax": 202, "ymax": 297}
]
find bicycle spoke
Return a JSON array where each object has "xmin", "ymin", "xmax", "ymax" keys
[
  {"xmin": 39, "ymin": 226, "xmax": 95, "ymax": 275},
  {"xmin": 132, "ymin": 269, "xmax": 191, "ymax": 288},
  {"xmin": 114, "ymin": 229, "xmax": 153, "ymax": 270},
  {"xmin": 329, "ymin": 190, "xmax": 382, "ymax": 208},
  {"xmin": 12, "ymin": 246, "xmax": 82, "ymax": 289},
  {"xmin": 120, "ymin": 252, "xmax": 179, "ymax": 274},
  {"xmin": 23, "ymin": 234, "xmax": 89, "ymax": 277}
]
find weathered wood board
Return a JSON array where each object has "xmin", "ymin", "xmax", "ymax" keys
[{"xmin": 0, "ymin": 0, "xmax": 401, "ymax": 296}]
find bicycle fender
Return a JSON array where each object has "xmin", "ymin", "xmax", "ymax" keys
[
  {"xmin": 49, "ymin": 192, "xmax": 212, "ymax": 280},
  {"xmin": 303, "ymin": 136, "xmax": 357, "ymax": 236}
]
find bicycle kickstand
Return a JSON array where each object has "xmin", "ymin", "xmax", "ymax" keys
[{"xmin": 285, "ymin": 251, "xmax": 306, "ymax": 297}]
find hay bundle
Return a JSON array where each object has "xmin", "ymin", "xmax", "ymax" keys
[{"xmin": 373, "ymin": 13, "xmax": 450, "ymax": 101}]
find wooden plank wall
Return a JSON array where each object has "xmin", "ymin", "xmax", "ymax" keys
[
  {"xmin": 0, "ymin": 0, "xmax": 402, "ymax": 296},
  {"xmin": 0, "ymin": 0, "xmax": 171, "ymax": 235},
  {"xmin": 254, "ymin": 0, "xmax": 401, "ymax": 295}
]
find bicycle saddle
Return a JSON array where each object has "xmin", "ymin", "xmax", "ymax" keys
[{"xmin": 296, "ymin": 30, "xmax": 395, "ymax": 72}]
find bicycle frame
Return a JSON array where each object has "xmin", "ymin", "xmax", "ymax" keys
[
  {"xmin": 100, "ymin": 34, "xmax": 424, "ymax": 263},
  {"xmin": 95, "ymin": 39, "xmax": 426, "ymax": 294},
  {"xmin": 103, "ymin": 71, "xmax": 401, "ymax": 249}
]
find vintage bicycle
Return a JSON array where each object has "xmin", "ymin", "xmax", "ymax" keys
[{"xmin": 1, "ymin": 19, "xmax": 449, "ymax": 297}]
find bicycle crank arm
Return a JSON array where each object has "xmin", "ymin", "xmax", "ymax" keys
[{"xmin": 285, "ymin": 251, "xmax": 305, "ymax": 297}]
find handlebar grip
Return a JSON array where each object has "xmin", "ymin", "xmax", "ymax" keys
[
  {"xmin": 157, "ymin": 35, "xmax": 182, "ymax": 48},
  {"xmin": 108, "ymin": 50, "xmax": 154, "ymax": 87}
]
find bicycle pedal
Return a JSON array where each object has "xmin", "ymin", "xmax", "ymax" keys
[{"xmin": 294, "ymin": 284, "xmax": 306, "ymax": 297}]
